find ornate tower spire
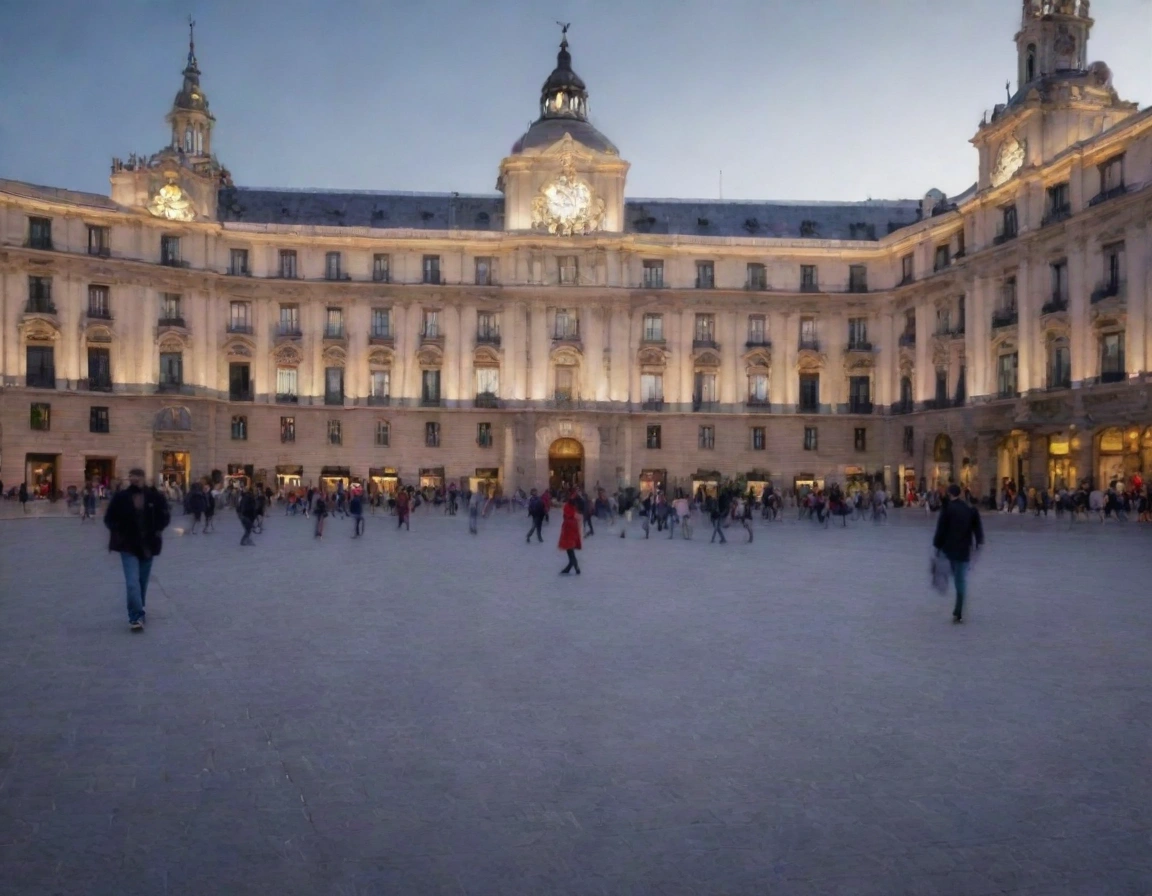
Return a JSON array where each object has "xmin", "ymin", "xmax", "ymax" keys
[
  {"xmin": 1016, "ymin": 0, "xmax": 1092, "ymax": 89},
  {"xmin": 539, "ymin": 23, "xmax": 589, "ymax": 122},
  {"xmin": 167, "ymin": 15, "xmax": 215, "ymax": 157}
]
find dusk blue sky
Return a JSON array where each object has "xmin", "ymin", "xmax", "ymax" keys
[{"xmin": 1, "ymin": 0, "xmax": 1149, "ymax": 201}]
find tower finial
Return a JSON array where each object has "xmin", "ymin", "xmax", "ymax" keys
[
  {"xmin": 556, "ymin": 20, "xmax": 570, "ymax": 47},
  {"xmin": 187, "ymin": 15, "xmax": 196, "ymax": 66}
]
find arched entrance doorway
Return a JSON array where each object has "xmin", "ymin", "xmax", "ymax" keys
[
  {"xmin": 932, "ymin": 434, "xmax": 954, "ymax": 488},
  {"xmin": 548, "ymin": 438, "xmax": 583, "ymax": 493}
]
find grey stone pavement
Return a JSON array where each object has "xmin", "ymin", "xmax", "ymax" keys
[{"xmin": 1, "ymin": 503, "xmax": 1151, "ymax": 896}]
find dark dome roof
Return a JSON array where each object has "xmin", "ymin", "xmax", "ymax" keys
[{"xmin": 511, "ymin": 118, "xmax": 618, "ymax": 156}]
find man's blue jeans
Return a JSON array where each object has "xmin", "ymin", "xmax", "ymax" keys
[
  {"xmin": 949, "ymin": 559, "xmax": 969, "ymax": 618},
  {"xmin": 121, "ymin": 553, "xmax": 154, "ymax": 623}
]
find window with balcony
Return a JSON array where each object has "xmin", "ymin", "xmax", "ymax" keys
[
  {"xmin": 87, "ymin": 225, "xmax": 110, "ymax": 257},
  {"xmin": 746, "ymin": 263, "xmax": 767, "ymax": 290},
  {"xmin": 1048, "ymin": 340, "xmax": 1071, "ymax": 389},
  {"xmin": 803, "ymin": 426, "xmax": 818, "ymax": 451},
  {"xmin": 1044, "ymin": 182, "xmax": 1071, "ymax": 224},
  {"xmin": 1100, "ymin": 332, "xmax": 1125, "ymax": 383},
  {"xmin": 325, "ymin": 307, "xmax": 345, "ymax": 339},
  {"xmin": 159, "ymin": 351, "xmax": 183, "ymax": 388},
  {"xmin": 324, "ymin": 252, "xmax": 343, "ymax": 280},
  {"xmin": 849, "ymin": 376, "xmax": 872, "ymax": 413},
  {"xmin": 90, "ymin": 406, "xmax": 110, "ymax": 434},
  {"xmin": 936, "ymin": 308, "xmax": 952, "ymax": 336},
  {"xmin": 897, "ymin": 376, "xmax": 914, "ymax": 413},
  {"xmin": 646, "ymin": 425, "xmax": 662, "ymax": 450},
  {"xmin": 799, "ymin": 373, "xmax": 819, "ymax": 412},
  {"xmin": 848, "ymin": 317, "xmax": 869, "ymax": 350},
  {"xmin": 87, "ymin": 347, "xmax": 111, "ymax": 391},
  {"xmin": 693, "ymin": 372, "xmax": 718, "ymax": 410},
  {"xmin": 1047, "ymin": 259, "xmax": 1068, "ymax": 312},
  {"xmin": 328, "ymin": 420, "xmax": 342, "ymax": 446},
  {"xmin": 276, "ymin": 367, "xmax": 298, "ymax": 402},
  {"xmin": 229, "ymin": 362, "xmax": 252, "ymax": 401},
  {"xmin": 228, "ymin": 301, "xmax": 252, "ymax": 333},
  {"xmin": 371, "ymin": 308, "xmax": 392, "ymax": 339},
  {"xmin": 747, "ymin": 372, "xmax": 769, "ymax": 406},
  {"xmin": 695, "ymin": 261, "xmax": 715, "ymax": 289},
  {"xmin": 372, "ymin": 253, "xmax": 390, "ymax": 282},
  {"xmin": 370, "ymin": 370, "xmax": 391, "ymax": 405},
  {"xmin": 26, "ymin": 216, "xmax": 52, "ymax": 250},
  {"xmin": 800, "ymin": 264, "xmax": 818, "ymax": 291},
  {"xmin": 902, "ymin": 425, "xmax": 915, "ymax": 455},
  {"xmin": 693, "ymin": 313, "xmax": 715, "ymax": 346},
  {"xmin": 751, "ymin": 426, "xmax": 766, "ymax": 450},
  {"xmin": 160, "ymin": 235, "xmax": 182, "ymax": 266},
  {"xmin": 955, "ymin": 365, "xmax": 966, "ymax": 405},
  {"xmin": 422, "ymin": 309, "xmax": 440, "ymax": 339},
  {"xmin": 640, "ymin": 373, "xmax": 664, "ymax": 410},
  {"xmin": 26, "ymin": 345, "xmax": 55, "ymax": 389},
  {"xmin": 642, "ymin": 313, "xmax": 664, "ymax": 342},
  {"xmin": 278, "ymin": 304, "xmax": 300, "ymax": 336},
  {"xmin": 375, "ymin": 420, "xmax": 390, "ymax": 447},
  {"xmin": 421, "ymin": 369, "xmax": 441, "ymax": 406},
  {"xmin": 475, "ymin": 367, "xmax": 499, "ymax": 405},
  {"xmin": 554, "ymin": 366, "xmax": 576, "ymax": 402},
  {"xmin": 159, "ymin": 292, "xmax": 183, "ymax": 326},
  {"xmin": 422, "ymin": 255, "xmax": 441, "ymax": 284},
  {"xmin": 278, "ymin": 249, "xmax": 298, "ymax": 278},
  {"xmin": 558, "ymin": 255, "xmax": 578, "ymax": 285},
  {"xmin": 425, "ymin": 422, "xmax": 440, "ymax": 448},
  {"xmin": 231, "ymin": 415, "xmax": 248, "ymax": 441},
  {"xmin": 642, "ymin": 259, "xmax": 664, "ymax": 288},
  {"xmin": 475, "ymin": 256, "xmax": 494, "ymax": 286},
  {"xmin": 280, "ymin": 416, "xmax": 296, "ymax": 443},
  {"xmin": 994, "ymin": 277, "xmax": 1018, "ymax": 327},
  {"xmin": 476, "ymin": 311, "xmax": 499, "ymax": 344},
  {"xmin": 324, "ymin": 367, "xmax": 344, "ymax": 405},
  {"xmin": 935, "ymin": 369, "xmax": 948, "ymax": 406},
  {"xmin": 26, "ymin": 276, "xmax": 54, "ymax": 313},
  {"xmin": 477, "ymin": 422, "xmax": 493, "ymax": 448},
  {"xmin": 996, "ymin": 205, "xmax": 1018, "ymax": 243},
  {"xmin": 933, "ymin": 244, "xmax": 951, "ymax": 272},
  {"xmin": 698, "ymin": 425, "xmax": 715, "ymax": 450},
  {"xmin": 747, "ymin": 315, "xmax": 768, "ymax": 346},
  {"xmin": 900, "ymin": 254, "xmax": 914, "ymax": 285},
  {"xmin": 1095, "ymin": 154, "xmax": 1125, "ymax": 202},
  {"xmin": 30, "ymin": 402, "xmax": 51, "ymax": 431},
  {"xmin": 87, "ymin": 285, "xmax": 111, "ymax": 319},
  {"xmin": 554, "ymin": 309, "xmax": 579, "ymax": 340},
  {"xmin": 229, "ymin": 248, "xmax": 249, "ymax": 275},
  {"xmin": 955, "ymin": 229, "xmax": 966, "ymax": 258},
  {"xmin": 1101, "ymin": 242, "xmax": 1125, "ymax": 298},
  {"xmin": 799, "ymin": 316, "xmax": 818, "ymax": 350},
  {"xmin": 997, "ymin": 352, "xmax": 1018, "ymax": 398},
  {"xmin": 848, "ymin": 264, "xmax": 868, "ymax": 293}
]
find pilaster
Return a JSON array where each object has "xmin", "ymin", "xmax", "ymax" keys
[{"xmin": 1125, "ymin": 222, "xmax": 1147, "ymax": 377}]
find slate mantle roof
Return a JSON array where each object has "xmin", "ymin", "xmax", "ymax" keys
[{"xmin": 0, "ymin": 178, "xmax": 121, "ymax": 211}]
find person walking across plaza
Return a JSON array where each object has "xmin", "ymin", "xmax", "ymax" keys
[
  {"xmin": 187, "ymin": 483, "xmax": 206, "ymax": 534},
  {"xmin": 526, "ymin": 488, "xmax": 546, "ymax": 543},
  {"xmin": 350, "ymin": 492, "xmax": 365, "ymax": 537},
  {"xmin": 18, "ymin": 481, "xmax": 29, "ymax": 513},
  {"xmin": 558, "ymin": 493, "xmax": 582, "ymax": 575},
  {"xmin": 313, "ymin": 493, "xmax": 327, "ymax": 538},
  {"xmin": 395, "ymin": 488, "xmax": 410, "ymax": 530},
  {"xmin": 104, "ymin": 468, "xmax": 170, "ymax": 632},
  {"xmin": 468, "ymin": 487, "xmax": 483, "ymax": 535},
  {"xmin": 202, "ymin": 485, "xmax": 216, "ymax": 533},
  {"xmin": 80, "ymin": 482, "xmax": 97, "ymax": 523},
  {"xmin": 238, "ymin": 488, "xmax": 257, "ymax": 546},
  {"xmin": 932, "ymin": 484, "xmax": 985, "ymax": 624}
]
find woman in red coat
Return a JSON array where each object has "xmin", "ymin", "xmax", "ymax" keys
[{"xmin": 558, "ymin": 494, "xmax": 582, "ymax": 575}]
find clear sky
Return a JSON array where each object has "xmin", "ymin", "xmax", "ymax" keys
[{"xmin": 1, "ymin": 0, "xmax": 1149, "ymax": 202}]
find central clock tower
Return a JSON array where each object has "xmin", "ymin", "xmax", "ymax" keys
[{"xmin": 497, "ymin": 29, "xmax": 628, "ymax": 234}]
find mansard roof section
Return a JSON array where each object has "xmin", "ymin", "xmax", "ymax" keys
[
  {"xmin": 216, "ymin": 186, "xmax": 506, "ymax": 231},
  {"xmin": 623, "ymin": 198, "xmax": 922, "ymax": 240},
  {"xmin": 0, "ymin": 178, "xmax": 121, "ymax": 212}
]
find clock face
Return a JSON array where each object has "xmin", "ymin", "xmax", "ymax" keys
[
  {"xmin": 543, "ymin": 177, "xmax": 592, "ymax": 224},
  {"xmin": 991, "ymin": 137, "xmax": 1026, "ymax": 188},
  {"xmin": 147, "ymin": 181, "xmax": 195, "ymax": 222}
]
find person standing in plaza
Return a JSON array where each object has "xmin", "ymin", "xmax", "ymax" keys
[
  {"xmin": 526, "ymin": 488, "xmax": 546, "ymax": 543},
  {"xmin": 350, "ymin": 491, "xmax": 365, "ymax": 537},
  {"xmin": 18, "ymin": 481, "xmax": 29, "ymax": 513},
  {"xmin": 313, "ymin": 493, "xmax": 327, "ymax": 538},
  {"xmin": 238, "ymin": 488, "xmax": 257, "ymax": 546},
  {"xmin": 468, "ymin": 487, "xmax": 483, "ymax": 535},
  {"xmin": 395, "ymin": 488, "xmax": 410, "ymax": 530},
  {"xmin": 932, "ymin": 484, "xmax": 985, "ymax": 624},
  {"xmin": 558, "ymin": 493, "xmax": 582, "ymax": 575},
  {"xmin": 202, "ymin": 485, "xmax": 216, "ymax": 533},
  {"xmin": 104, "ymin": 468, "xmax": 170, "ymax": 632},
  {"xmin": 187, "ymin": 483, "xmax": 206, "ymax": 534},
  {"xmin": 80, "ymin": 482, "xmax": 97, "ymax": 523}
]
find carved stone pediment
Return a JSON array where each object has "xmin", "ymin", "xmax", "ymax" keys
[
  {"xmin": 1091, "ymin": 307, "xmax": 1126, "ymax": 330},
  {"xmin": 1040, "ymin": 310, "xmax": 1070, "ymax": 335},
  {"xmin": 898, "ymin": 345, "xmax": 915, "ymax": 372},
  {"xmin": 84, "ymin": 324, "xmax": 114, "ymax": 344},
  {"xmin": 223, "ymin": 337, "xmax": 255, "ymax": 358},
  {"xmin": 693, "ymin": 349, "xmax": 722, "ymax": 369},
  {"xmin": 322, "ymin": 345, "xmax": 347, "ymax": 367},
  {"xmin": 158, "ymin": 334, "xmax": 187, "ymax": 352},
  {"xmin": 550, "ymin": 345, "xmax": 583, "ymax": 366},
  {"xmin": 273, "ymin": 343, "xmax": 303, "ymax": 366},
  {"xmin": 415, "ymin": 345, "xmax": 442, "ymax": 369},
  {"xmin": 742, "ymin": 348, "xmax": 772, "ymax": 371},
  {"xmin": 636, "ymin": 346, "xmax": 669, "ymax": 368},
  {"xmin": 368, "ymin": 347, "xmax": 394, "ymax": 367},
  {"xmin": 795, "ymin": 349, "xmax": 826, "ymax": 373},
  {"xmin": 21, "ymin": 319, "xmax": 60, "ymax": 342},
  {"xmin": 991, "ymin": 330, "xmax": 1018, "ymax": 352},
  {"xmin": 474, "ymin": 345, "xmax": 502, "ymax": 367}
]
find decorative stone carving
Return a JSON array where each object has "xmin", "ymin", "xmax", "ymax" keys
[
  {"xmin": 474, "ymin": 345, "xmax": 502, "ymax": 366},
  {"xmin": 273, "ymin": 344, "xmax": 303, "ymax": 365},
  {"xmin": 158, "ymin": 334, "xmax": 186, "ymax": 352},
  {"xmin": 85, "ymin": 325, "xmax": 113, "ymax": 344},
  {"xmin": 794, "ymin": 349, "xmax": 826, "ymax": 373},
  {"xmin": 415, "ymin": 345, "xmax": 442, "ymax": 369},
  {"xmin": 367, "ymin": 347, "xmax": 394, "ymax": 367},
  {"xmin": 530, "ymin": 151, "xmax": 605, "ymax": 236},
  {"xmin": 224, "ymin": 338, "xmax": 254, "ymax": 357},
  {"xmin": 147, "ymin": 178, "xmax": 195, "ymax": 222},
  {"xmin": 550, "ymin": 345, "xmax": 583, "ymax": 365},
  {"xmin": 636, "ymin": 346, "xmax": 668, "ymax": 368},
  {"xmin": 742, "ymin": 348, "xmax": 772, "ymax": 372},
  {"xmin": 693, "ymin": 349, "xmax": 722, "ymax": 369},
  {"xmin": 154, "ymin": 406, "xmax": 192, "ymax": 432},
  {"xmin": 322, "ymin": 345, "xmax": 347, "ymax": 366},
  {"xmin": 21, "ymin": 320, "xmax": 60, "ymax": 343}
]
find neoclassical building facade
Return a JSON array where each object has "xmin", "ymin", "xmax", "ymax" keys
[{"xmin": 1, "ymin": 2, "xmax": 1150, "ymax": 498}]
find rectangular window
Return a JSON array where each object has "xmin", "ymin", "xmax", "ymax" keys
[
  {"xmin": 800, "ymin": 264, "xmax": 818, "ymax": 291},
  {"xmin": 87, "ymin": 225, "xmax": 110, "ymax": 256},
  {"xmin": 421, "ymin": 369, "xmax": 441, "ymax": 405},
  {"xmin": 799, "ymin": 373, "xmax": 819, "ymax": 412},
  {"xmin": 375, "ymin": 420, "xmax": 390, "ymax": 447},
  {"xmin": 558, "ymin": 255, "xmax": 578, "ymax": 285},
  {"xmin": 698, "ymin": 425, "xmax": 715, "ymax": 450},
  {"xmin": 554, "ymin": 309, "xmax": 578, "ymax": 340},
  {"xmin": 228, "ymin": 301, "xmax": 252, "ymax": 333},
  {"xmin": 854, "ymin": 427, "xmax": 867, "ymax": 452},
  {"xmin": 1050, "ymin": 344, "xmax": 1071, "ymax": 389},
  {"xmin": 87, "ymin": 347, "xmax": 111, "ymax": 390},
  {"xmin": 642, "ymin": 259, "xmax": 664, "ymax": 288},
  {"xmin": 746, "ymin": 263, "xmax": 767, "ymax": 290},
  {"xmin": 747, "ymin": 373, "xmax": 769, "ymax": 404},
  {"xmin": 327, "ymin": 419, "xmax": 342, "ymax": 445},
  {"xmin": 278, "ymin": 304, "xmax": 300, "ymax": 335},
  {"xmin": 87, "ymin": 285, "xmax": 110, "ymax": 318},
  {"xmin": 160, "ymin": 234, "xmax": 181, "ymax": 265},
  {"xmin": 695, "ymin": 261, "xmax": 715, "ymax": 289},
  {"xmin": 848, "ymin": 317, "xmax": 868, "ymax": 349},
  {"xmin": 934, "ymin": 244, "xmax": 951, "ymax": 271},
  {"xmin": 231, "ymin": 415, "xmax": 248, "ymax": 441},
  {"xmin": 935, "ymin": 369, "xmax": 948, "ymax": 404},
  {"xmin": 957, "ymin": 295, "xmax": 966, "ymax": 332},
  {"xmin": 477, "ymin": 422, "xmax": 493, "ymax": 448},
  {"xmin": 280, "ymin": 416, "xmax": 296, "ymax": 443},
  {"xmin": 640, "ymin": 373, "xmax": 664, "ymax": 406},
  {"xmin": 30, "ymin": 402, "xmax": 51, "ymax": 431},
  {"xmin": 278, "ymin": 249, "xmax": 298, "ymax": 278},
  {"xmin": 421, "ymin": 309, "xmax": 440, "ymax": 338},
  {"xmin": 554, "ymin": 366, "xmax": 575, "ymax": 401},
  {"xmin": 26, "ymin": 275, "xmax": 53, "ymax": 312},
  {"xmin": 747, "ymin": 315, "xmax": 767, "ymax": 345},
  {"xmin": 849, "ymin": 376, "xmax": 871, "ymax": 412},
  {"xmin": 900, "ymin": 254, "xmax": 914, "ymax": 284},
  {"xmin": 849, "ymin": 264, "xmax": 868, "ymax": 293},
  {"xmin": 90, "ymin": 406, "xmax": 110, "ymax": 434},
  {"xmin": 936, "ymin": 308, "xmax": 952, "ymax": 336},
  {"xmin": 1103, "ymin": 242, "xmax": 1125, "ymax": 291},
  {"xmin": 955, "ymin": 366, "xmax": 966, "ymax": 404},
  {"xmin": 159, "ymin": 351, "xmax": 183, "ymax": 387},
  {"xmin": 693, "ymin": 313, "xmax": 715, "ymax": 344},
  {"xmin": 372, "ymin": 253, "xmax": 390, "ymax": 283},
  {"xmin": 371, "ymin": 308, "xmax": 392, "ymax": 339},
  {"xmin": 370, "ymin": 369, "xmax": 391, "ymax": 401},
  {"xmin": 475, "ymin": 256, "xmax": 494, "ymax": 286},
  {"xmin": 803, "ymin": 426, "xmax": 818, "ymax": 451},
  {"xmin": 228, "ymin": 362, "xmax": 252, "ymax": 401},
  {"xmin": 160, "ymin": 292, "xmax": 182, "ymax": 323},
  {"xmin": 997, "ymin": 352, "xmax": 1019, "ymax": 398},
  {"xmin": 642, "ymin": 313, "xmax": 664, "ymax": 342},
  {"xmin": 1050, "ymin": 259, "xmax": 1068, "ymax": 305},
  {"xmin": 477, "ymin": 311, "xmax": 499, "ymax": 342},
  {"xmin": 751, "ymin": 426, "xmax": 766, "ymax": 451},
  {"xmin": 425, "ymin": 422, "xmax": 440, "ymax": 447},
  {"xmin": 475, "ymin": 366, "xmax": 499, "ymax": 399},
  {"xmin": 422, "ymin": 255, "xmax": 440, "ymax": 284},
  {"xmin": 1001, "ymin": 277, "xmax": 1017, "ymax": 312},
  {"xmin": 1101, "ymin": 332, "xmax": 1125, "ymax": 382},
  {"xmin": 903, "ymin": 426, "xmax": 915, "ymax": 455},
  {"xmin": 999, "ymin": 205, "xmax": 1018, "ymax": 241},
  {"xmin": 799, "ymin": 316, "xmax": 817, "ymax": 350},
  {"xmin": 1099, "ymin": 154, "xmax": 1125, "ymax": 195},
  {"xmin": 325, "ymin": 252, "xmax": 343, "ymax": 280},
  {"xmin": 693, "ymin": 372, "xmax": 718, "ymax": 408},
  {"xmin": 229, "ymin": 248, "xmax": 249, "ymax": 275},
  {"xmin": 276, "ymin": 366, "xmax": 298, "ymax": 400},
  {"xmin": 325, "ymin": 307, "xmax": 345, "ymax": 339},
  {"xmin": 1046, "ymin": 182, "xmax": 1071, "ymax": 222},
  {"xmin": 324, "ymin": 366, "xmax": 344, "ymax": 405},
  {"xmin": 646, "ymin": 425, "xmax": 662, "ymax": 450}
]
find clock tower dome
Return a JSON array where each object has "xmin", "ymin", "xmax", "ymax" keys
[{"xmin": 497, "ymin": 27, "xmax": 628, "ymax": 234}]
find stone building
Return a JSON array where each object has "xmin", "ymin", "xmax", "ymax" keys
[{"xmin": 1, "ymin": 1, "xmax": 1150, "ymax": 499}]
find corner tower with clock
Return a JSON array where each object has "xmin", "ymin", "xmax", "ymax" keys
[
  {"xmin": 497, "ymin": 27, "xmax": 628, "ymax": 234},
  {"xmin": 110, "ymin": 19, "xmax": 228, "ymax": 222},
  {"xmin": 973, "ymin": 0, "xmax": 1137, "ymax": 192}
]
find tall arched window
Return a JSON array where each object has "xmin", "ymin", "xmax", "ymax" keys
[
  {"xmin": 899, "ymin": 375, "xmax": 914, "ymax": 410},
  {"xmin": 1026, "ymin": 44, "xmax": 1037, "ymax": 82},
  {"xmin": 184, "ymin": 127, "xmax": 193, "ymax": 152}
]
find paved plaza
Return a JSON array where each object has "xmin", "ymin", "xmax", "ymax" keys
[{"xmin": 1, "ymin": 504, "xmax": 1150, "ymax": 896}]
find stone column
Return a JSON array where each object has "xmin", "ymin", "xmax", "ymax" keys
[
  {"xmin": 459, "ymin": 304, "xmax": 476, "ymax": 404},
  {"xmin": 504, "ymin": 302, "xmax": 524, "ymax": 402},
  {"xmin": 722, "ymin": 310, "xmax": 739, "ymax": 407},
  {"xmin": 914, "ymin": 302, "xmax": 931, "ymax": 403},
  {"xmin": 442, "ymin": 304, "xmax": 460, "ymax": 403},
  {"xmin": 876, "ymin": 310, "xmax": 896, "ymax": 407},
  {"xmin": 610, "ymin": 305, "xmax": 630, "ymax": 404},
  {"xmin": 1125, "ymin": 222, "xmax": 1147, "ymax": 377},
  {"xmin": 390, "ymin": 304, "xmax": 408, "ymax": 406},
  {"xmin": 974, "ymin": 432, "xmax": 998, "ymax": 502},
  {"xmin": 503, "ymin": 422, "xmax": 516, "ymax": 490},
  {"xmin": 581, "ymin": 305, "xmax": 603, "ymax": 402},
  {"xmin": 1067, "ymin": 237, "xmax": 1090, "ymax": 386},
  {"xmin": 1017, "ymin": 253, "xmax": 1036, "ymax": 394},
  {"xmin": 969, "ymin": 277, "xmax": 991, "ymax": 399},
  {"xmin": 529, "ymin": 304, "xmax": 548, "ymax": 402},
  {"xmin": 680, "ymin": 309, "xmax": 695, "ymax": 410},
  {"xmin": 345, "ymin": 305, "xmax": 366, "ymax": 402}
]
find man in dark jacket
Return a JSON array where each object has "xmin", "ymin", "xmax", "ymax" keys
[
  {"xmin": 932, "ymin": 484, "xmax": 985, "ymax": 623},
  {"xmin": 238, "ymin": 489, "xmax": 257, "ymax": 546},
  {"xmin": 104, "ymin": 468, "xmax": 170, "ymax": 631},
  {"xmin": 526, "ymin": 488, "xmax": 546, "ymax": 543}
]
